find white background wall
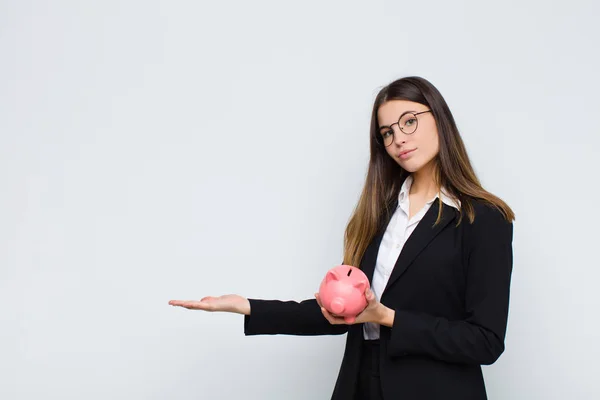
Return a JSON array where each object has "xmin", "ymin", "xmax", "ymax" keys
[{"xmin": 1, "ymin": 1, "xmax": 599, "ymax": 399}]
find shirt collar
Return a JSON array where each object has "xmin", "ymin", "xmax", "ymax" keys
[{"xmin": 398, "ymin": 175, "xmax": 460, "ymax": 209}]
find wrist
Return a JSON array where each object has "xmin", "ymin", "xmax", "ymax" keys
[
  {"xmin": 242, "ymin": 298, "xmax": 251, "ymax": 315},
  {"xmin": 378, "ymin": 305, "xmax": 395, "ymax": 327},
  {"xmin": 237, "ymin": 298, "xmax": 251, "ymax": 315}
]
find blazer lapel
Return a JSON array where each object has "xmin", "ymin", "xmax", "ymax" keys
[{"xmin": 382, "ymin": 200, "xmax": 457, "ymax": 296}]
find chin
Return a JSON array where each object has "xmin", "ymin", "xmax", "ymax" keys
[{"xmin": 397, "ymin": 160, "xmax": 422, "ymax": 173}]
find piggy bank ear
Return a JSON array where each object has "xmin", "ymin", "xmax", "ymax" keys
[
  {"xmin": 325, "ymin": 270, "xmax": 340, "ymax": 284},
  {"xmin": 353, "ymin": 280, "xmax": 367, "ymax": 293}
]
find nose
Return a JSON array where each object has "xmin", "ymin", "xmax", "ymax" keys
[{"xmin": 393, "ymin": 126, "xmax": 407, "ymax": 145}]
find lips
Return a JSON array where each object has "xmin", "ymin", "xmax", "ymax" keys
[{"xmin": 398, "ymin": 148, "xmax": 416, "ymax": 159}]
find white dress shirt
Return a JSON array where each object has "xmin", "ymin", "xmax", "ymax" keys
[{"xmin": 363, "ymin": 175, "xmax": 460, "ymax": 340}]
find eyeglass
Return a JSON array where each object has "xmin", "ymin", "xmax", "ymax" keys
[{"xmin": 378, "ymin": 110, "xmax": 432, "ymax": 147}]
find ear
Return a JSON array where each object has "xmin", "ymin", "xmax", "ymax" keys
[
  {"xmin": 353, "ymin": 280, "xmax": 367, "ymax": 293},
  {"xmin": 325, "ymin": 269, "xmax": 340, "ymax": 284}
]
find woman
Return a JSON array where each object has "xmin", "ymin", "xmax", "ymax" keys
[{"xmin": 169, "ymin": 76, "xmax": 515, "ymax": 400}]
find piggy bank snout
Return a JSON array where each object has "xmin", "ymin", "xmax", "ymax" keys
[{"xmin": 330, "ymin": 298, "xmax": 345, "ymax": 314}]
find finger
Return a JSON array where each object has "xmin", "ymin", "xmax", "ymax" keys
[
  {"xmin": 314, "ymin": 295, "xmax": 342, "ymax": 318},
  {"xmin": 320, "ymin": 307, "xmax": 337, "ymax": 324},
  {"xmin": 174, "ymin": 300, "xmax": 196, "ymax": 309},
  {"xmin": 170, "ymin": 300, "xmax": 208, "ymax": 310},
  {"xmin": 366, "ymin": 289, "xmax": 376, "ymax": 303},
  {"xmin": 314, "ymin": 293, "xmax": 323, "ymax": 307},
  {"xmin": 321, "ymin": 307, "xmax": 348, "ymax": 325}
]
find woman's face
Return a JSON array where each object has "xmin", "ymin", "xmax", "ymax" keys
[{"xmin": 377, "ymin": 100, "xmax": 439, "ymax": 173}]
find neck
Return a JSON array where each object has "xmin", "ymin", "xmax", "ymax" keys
[{"xmin": 410, "ymin": 161, "xmax": 439, "ymax": 199}]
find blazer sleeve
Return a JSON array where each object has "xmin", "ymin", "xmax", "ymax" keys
[
  {"xmin": 387, "ymin": 205, "xmax": 514, "ymax": 365},
  {"xmin": 244, "ymin": 298, "xmax": 349, "ymax": 336}
]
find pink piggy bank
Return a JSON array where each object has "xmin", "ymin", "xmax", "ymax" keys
[{"xmin": 318, "ymin": 265, "xmax": 370, "ymax": 323}]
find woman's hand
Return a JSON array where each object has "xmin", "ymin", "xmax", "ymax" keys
[
  {"xmin": 169, "ymin": 294, "xmax": 251, "ymax": 315},
  {"xmin": 315, "ymin": 289, "xmax": 395, "ymax": 327}
]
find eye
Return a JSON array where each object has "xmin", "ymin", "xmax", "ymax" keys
[
  {"xmin": 404, "ymin": 118, "xmax": 417, "ymax": 126},
  {"xmin": 380, "ymin": 129, "xmax": 392, "ymax": 138}
]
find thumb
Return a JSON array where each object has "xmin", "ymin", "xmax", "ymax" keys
[{"xmin": 366, "ymin": 288, "xmax": 376, "ymax": 302}]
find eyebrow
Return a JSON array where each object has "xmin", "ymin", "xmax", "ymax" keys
[{"xmin": 378, "ymin": 110, "xmax": 418, "ymax": 129}]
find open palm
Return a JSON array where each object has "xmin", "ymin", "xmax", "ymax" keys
[{"xmin": 169, "ymin": 294, "xmax": 250, "ymax": 315}]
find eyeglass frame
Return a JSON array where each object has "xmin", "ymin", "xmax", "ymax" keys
[{"xmin": 378, "ymin": 109, "xmax": 432, "ymax": 147}]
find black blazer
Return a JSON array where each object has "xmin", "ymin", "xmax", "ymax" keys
[{"xmin": 244, "ymin": 199, "xmax": 514, "ymax": 400}]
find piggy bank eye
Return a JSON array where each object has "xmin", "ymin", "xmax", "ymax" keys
[{"xmin": 347, "ymin": 269, "xmax": 352, "ymax": 277}]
